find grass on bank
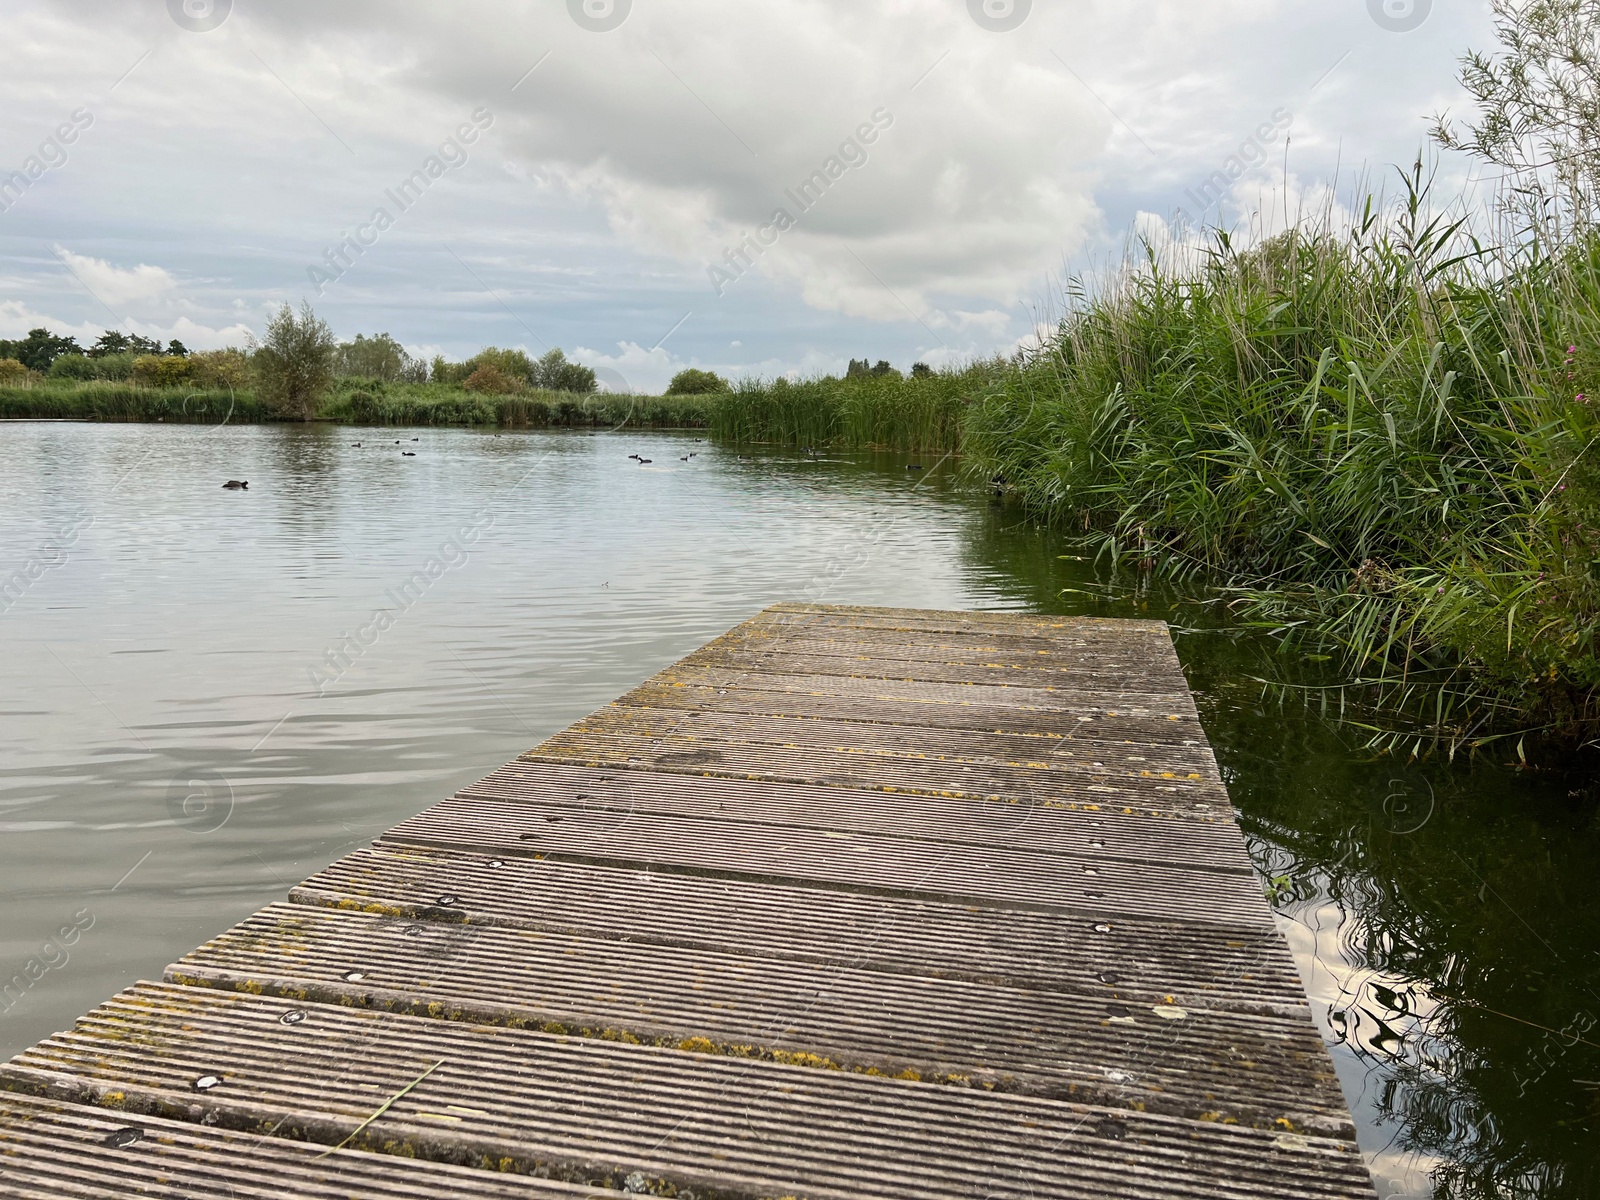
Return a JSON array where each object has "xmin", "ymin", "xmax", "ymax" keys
[
  {"xmin": 963, "ymin": 173, "xmax": 1600, "ymax": 753},
  {"xmin": 0, "ymin": 378, "xmax": 714, "ymax": 429},
  {"xmin": 707, "ymin": 362, "xmax": 1004, "ymax": 452}
]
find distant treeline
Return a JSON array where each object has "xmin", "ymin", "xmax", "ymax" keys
[{"xmin": 0, "ymin": 309, "xmax": 972, "ymax": 436}]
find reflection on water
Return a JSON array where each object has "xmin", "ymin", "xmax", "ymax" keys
[{"xmin": 2, "ymin": 423, "xmax": 1595, "ymax": 1198}]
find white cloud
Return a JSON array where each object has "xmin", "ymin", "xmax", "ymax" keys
[
  {"xmin": 0, "ymin": 0, "xmax": 1501, "ymax": 372},
  {"xmin": 53, "ymin": 249, "xmax": 176, "ymax": 309}
]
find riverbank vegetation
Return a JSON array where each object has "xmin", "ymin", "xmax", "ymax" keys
[{"xmin": 965, "ymin": 0, "xmax": 1600, "ymax": 753}]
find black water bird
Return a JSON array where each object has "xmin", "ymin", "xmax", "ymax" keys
[
  {"xmin": 680, "ymin": 455, "xmax": 689, "ymax": 461},
  {"xmin": 402, "ymin": 451, "xmax": 416, "ymax": 457},
  {"xmin": 906, "ymin": 464, "xmax": 924, "ymax": 471},
  {"xmin": 638, "ymin": 458, "xmax": 652, "ymax": 464},
  {"xmin": 222, "ymin": 480, "xmax": 248, "ymax": 490}
]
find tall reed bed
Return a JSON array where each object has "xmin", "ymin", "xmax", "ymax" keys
[
  {"xmin": 709, "ymin": 362, "xmax": 1002, "ymax": 451},
  {"xmin": 322, "ymin": 379, "xmax": 712, "ymax": 427},
  {"xmin": 0, "ymin": 383, "xmax": 263, "ymax": 422},
  {"xmin": 964, "ymin": 173, "xmax": 1600, "ymax": 750}
]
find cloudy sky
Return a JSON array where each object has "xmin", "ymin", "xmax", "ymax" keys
[{"xmin": 1, "ymin": 0, "xmax": 1498, "ymax": 391}]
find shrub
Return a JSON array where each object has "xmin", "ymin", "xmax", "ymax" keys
[
  {"xmin": 0, "ymin": 358, "xmax": 31, "ymax": 385},
  {"xmin": 47, "ymin": 354, "xmax": 98, "ymax": 380},
  {"xmin": 463, "ymin": 364, "xmax": 516, "ymax": 394},
  {"xmin": 188, "ymin": 348, "xmax": 248, "ymax": 390},
  {"xmin": 250, "ymin": 301, "xmax": 336, "ymax": 420},
  {"xmin": 468, "ymin": 347, "xmax": 535, "ymax": 382},
  {"xmin": 666, "ymin": 368, "xmax": 730, "ymax": 395},
  {"xmin": 131, "ymin": 354, "xmax": 193, "ymax": 387}
]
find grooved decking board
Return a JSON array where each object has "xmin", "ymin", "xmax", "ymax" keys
[
  {"xmin": 552, "ymin": 703, "xmax": 1220, "ymax": 777},
  {"xmin": 2, "ymin": 984, "xmax": 1375, "ymax": 1200},
  {"xmin": 656, "ymin": 664, "xmax": 1198, "ymax": 715},
  {"xmin": 0, "ymin": 1094, "xmax": 607, "ymax": 1199},
  {"xmin": 164, "ymin": 903, "xmax": 1350, "ymax": 1130},
  {"xmin": 290, "ymin": 847, "xmax": 1310, "ymax": 1011},
  {"xmin": 2, "ymin": 604, "xmax": 1375, "ymax": 1198},
  {"xmin": 463, "ymin": 760, "xmax": 1250, "ymax": 870},
  {"xmin": 617, "ymin": 678, "xmax": 1209, "ymax": 745},
  {"xmin": 523, "ymin": 718, "xmax": 1228, "ymax": 813},
  {"xmin": 381, "ymin": 796, "xmax": 1275, "ymax": 928}
]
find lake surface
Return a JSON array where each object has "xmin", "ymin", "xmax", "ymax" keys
[{"xmin": 1, "ymin": 421, "xmax": 1594, "ymax": 1199}]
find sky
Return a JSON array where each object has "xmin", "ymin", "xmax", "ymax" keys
[{"xmin": 0, "ymin": 0, "xmax": 1500, "ymax": 392}]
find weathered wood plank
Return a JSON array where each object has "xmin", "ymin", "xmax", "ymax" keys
[
  {"xmin": 0, "ymin": 1094, "xmax": 603, "ymax": 1199},
  {"xmin": 382, "ymin": 797, "xmax": 1275, "ymax": 928},
  {"xmin": 165, "ymin": 903, "xmax": 1349, "ymax": 1130},
  {"xmin": 290, "ymin": 846, "xmax": 1309, "ymax": 1012},
  {"xmin": 462, "ymin": 760, "xmax": 1250, "ymax": 871},
  {"xmin": 2, "ymin": 983, "xmax": 1376, "ymax": 1200}
]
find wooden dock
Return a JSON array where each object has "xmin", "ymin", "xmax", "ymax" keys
[{"xmin": 0, "ymin": 603, "xmax": 1376, "ymax": 1199}]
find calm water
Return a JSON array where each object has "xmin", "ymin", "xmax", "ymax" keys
[{"xmin": 1, "ymin": 422, "xmax": 1594, "ymax": 1199}]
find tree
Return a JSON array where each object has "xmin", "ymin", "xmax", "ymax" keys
[
  {"xmin": 166, "ymin": 339, "xmax": 188, "ymax": 357},
  {"xmin": 250, "ymin": 302, "xmax": 336, "ymax": 420},
  {"xmin": 0, "ymin": 328, "xmax": 80, "ymax": 372},
  {"xmin": 665, "ymin": 368, "xmax": 730, "ymax": 395},
  {"xmin": 336, "ymin": 332, "xmax": 416, "ymax": 381},
  {"xmin": 910, "ymin": 362, "xmax": 933, "ymax": 378},
  {"xmin": 533, "ymin": 348, "xmax": 596, "ymax": 393},
  {"xmin": 1433, "ymin": 0, "xmax": 1600, "ymax": 222},
  {"xmin": 89, "ymin": 330, "xmax": 130, "ymax": 358}
]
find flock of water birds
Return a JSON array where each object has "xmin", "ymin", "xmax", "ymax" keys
[{"xmin": 216, "ymin": 438, "xmax": 932, "ymax": 492}]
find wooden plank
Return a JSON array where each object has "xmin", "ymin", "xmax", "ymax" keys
[
  {"xmin": 461, "ymin": 760, "xmax": 1251, "ymax": 871},
  {"xmin": 617, "ymin": 678, "xmax": 1209, "ymax": 746},
  {"xmin": 165, "ymin": 903, "xmax": 1350, "ymax": 1130},
  {"xmin": 2, "ymin": 983, "xmax": 1376, "ymax": 1200},
  {"xmin": 291, "ymin": 846, "xmax": 1310, "ymax": 1012},
  {"xmin": 381, "ymin": 797, "xmax": 1276, "ymax": 928},
  {"xmin": 526, "ymin": 705, "xmax": 1229, "ymax": 811},
  {"xmin": 0, "ymin": 1094, "xmax": 604, "ymax": 1199},
  {"xmin": 655, "ymin": 663, "xmax": 1199, "ymax": 715},
  {"xmin": 549, "ymin": 702, "xmax": 1222, "ymax": 777}
]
